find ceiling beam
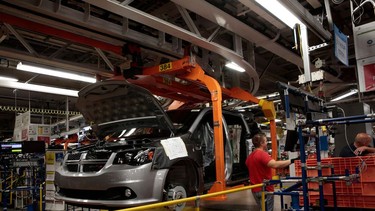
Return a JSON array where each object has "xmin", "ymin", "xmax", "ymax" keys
[
  {"xmin": 238, "ymin": 0, "xmax": 285, "ymax": 29},
  {"xmin": 0, "ymin": 1, "xmax": 182, "ymax": 58},
  {"xmin": 95, "ymin": 47, "xmax": 114, "ymax": 71},
  {"xmin": 0, "ymin": 13, "xmax": 123, "ymax": 55},
  {"xmin": 4, "ymin": 23, "xmax": 38, "ymax": 56},
  {"xmin": 171, "ymin": 0, "xmax": 304, "ymax": 69},
  {"xmin": 282, "ymin": 0, "xmax": 332, "ymax": 40},
  {"xmin": 306, "ymin": 0, "xmax": 322, "ymax": 9},
  {"xmin": 84, "ymin": 0, "xmax": 259, "ymax": 93},
  {"xmin": 0, "ymin": 47, "xmax": 113, "ymax": 77},
  {"xmin": 175, "ymin": 5, "xmax": 201, "ymax": 36}
]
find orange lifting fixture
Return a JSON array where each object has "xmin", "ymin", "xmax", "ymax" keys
[{"xmin": 123, "ymin": 55, "xmax": 277, "ymax": 200}]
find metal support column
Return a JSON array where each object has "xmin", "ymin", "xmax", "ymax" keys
[
  {"xmin": 331, "ymin": 167, "xmax": 338, "ymax": 211},
  {"xmin": 299, "ymin": 125, "xmax": 309, "ymax": 210},
  {"xmin": 299, "ymin": 24, "xmax": 311, "ymax": 83},
  {"xmin": 304, "ymin": 95, "xmax": 309, "ymax": 114},
  {"xmin": 284, "ymin": 89, "xmax": 290, "ymax": 118},
  {"xmin": 315, "ymin": 126, "xmax": 324, "ymax": 211}
]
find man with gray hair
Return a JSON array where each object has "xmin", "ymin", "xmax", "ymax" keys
[{"xmin": 339, "ymin": 133, "xmax": 375, "ymax": 157}]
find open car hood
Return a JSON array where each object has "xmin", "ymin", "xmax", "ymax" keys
[{"xmin": 77, "ymin": 80, "xmax": 175, "ymax": 134}]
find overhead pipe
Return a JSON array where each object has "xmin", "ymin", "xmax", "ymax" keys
[
  {"xmin": 306, "ymin": 113, "xmax": 375, "ymax": 126},
  {"xmin": 277, "ymin": 81, "xmax": 324, "ymax": 103}
]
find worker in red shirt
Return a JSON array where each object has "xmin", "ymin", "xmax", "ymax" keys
[{"xmin": 246, "ymin": 133, "xmax": 297, "ymax": 211}]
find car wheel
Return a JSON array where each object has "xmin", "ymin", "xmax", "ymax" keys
[{"xmin": 166, "ymin": 184, "xmax": 187, "ymax": 211}]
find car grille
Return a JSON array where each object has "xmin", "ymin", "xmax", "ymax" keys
[
  {"xmin": 67, "ymin": 153, "xmax": 82, "ymax": 160},
  {"xmin": 82, "ymin": 164, "xmax": 106, "ymax": 172},
  {"xmin": 58, "ymin": 187, "xmax": 136, "ymax": 200},
  {"xmin": 67, "ymin": 164, "xmax": 79, "ymax": 172},
  {"xmin": 86, "ymin": 150, "xmax": 112, "ymax": 159},
  {"xmin": 64, "ymin": 151, "xmax": 112, "ymax": 173}
]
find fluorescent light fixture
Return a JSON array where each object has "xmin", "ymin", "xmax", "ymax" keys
[
  {"xmin": 239, "ymin": 99, "xmax": 282, "ymax": 109},
  {"xmin": 255, "ymin": 0, "xmax": 303, "ymax": 28},
  {"xmin": 225, "ymin": 62, "xmax": 246, "ymax": 72},
  {"xmin": 331, "ymin": 89, "xmax": 358, "ymax": 102},
  {"xmin": 0, "ymin": 80, "xmax": 78, "ymax": 97},
  {"xmin": 257, "ymin": 92, "xmax": 280, "ymax": 99},
  {"xmin": 17, "ymin": 62, "xmax": 96, "ymax": 83},
  {"xmin": 0, "ymin": 76, "xmax": 18, "ymax": 82},
  {"xmin": 261, "ymin": 119, "xmax": 282, "ymax": 124}
]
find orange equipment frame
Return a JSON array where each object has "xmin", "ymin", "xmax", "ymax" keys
[{"xmin": 126, "ymin": 55, "xmax": 277, "ymax": 200}]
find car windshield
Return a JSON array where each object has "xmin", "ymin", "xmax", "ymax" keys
[
  {"xmin": 94, "ymin": 116, "xmax": 173, "ymax": 142},
  {"xmin": 90, "ymin": 109, "xmax": 201, "ymax": 146},
  {"xmin": 103, "ymin": 126, "xmax": 172, "ymax": 142},
  {"xmin": 167, "ymin": 109, "xmax": 201, "ymax": 134}
]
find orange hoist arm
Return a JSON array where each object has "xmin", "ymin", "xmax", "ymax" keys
[
  {"xmin": 184, "ymin": 65, "xmax": 227, "ymax": 200},
  {"xmin": 142, "ymin": 57, "xmax": 227, "ymax": 198},
  {"xmin": 228, "ymin": 87, "xmax": 278, "ymax": 172},
  {"xmin": 135, "ymin": 56, "xmax": 278, "ymax": 194}
]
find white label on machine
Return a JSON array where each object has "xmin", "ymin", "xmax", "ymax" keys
[{"xmin": 161, "ymin": 137, "xmax": 188, "ymax": 160}]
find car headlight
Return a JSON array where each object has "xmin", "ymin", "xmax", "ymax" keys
[{"xmin": 113, "ymin": 148, "xmax": 154, "ymax": 166}]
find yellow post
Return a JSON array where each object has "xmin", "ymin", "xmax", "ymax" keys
[
  {"xmin": 39, "ymin": 184, "xmax": 43, "ymax": 210},
  {"xmin": 261, "ymin": 185, "xmax": 266, "ymax": 211},
  {"xmin": 194, "ymin": 197, "xmax": 200, "ymax": 211}
]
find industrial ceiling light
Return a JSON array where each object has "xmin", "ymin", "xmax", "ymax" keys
[
  {"xmin": 257, "ymin": 92, "xmax": 280, "ymax": 99},
  {"xmin": 0, "ymin": 76, "xmax": 18, "ymax": 82},
  {"xmin": 16, "ymin": 62, "xmax": 96, "ymax": 83},
  {"xmin": 225, "ymin": 62, "xmax": 245, "ymax": 72},
  {"xmin": 254, "ymin": 0, "xmax": 303, "ymax": 28},
  {"xmin": 330, "ymin": 89, "xmax": 358, "ymax": 102},
  {"xmin": 0, "ymin": 81, "xmax": 78, "ymax": 97}
]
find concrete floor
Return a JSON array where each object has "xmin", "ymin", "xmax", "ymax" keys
[
  {"xmin": 130, "ymin": 190, "xmax": 290, "ymax": 211},
  {"xmin": 57, "ymin": 190, "xmax": 288, "ymax": 211},
  {"xmin": 5, "ymin": 190, "xmax": 375, "ymax": 210}
]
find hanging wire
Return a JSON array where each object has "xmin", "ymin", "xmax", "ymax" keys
[
  {"xmin": 336, "ymin": 106, "xmax": 375, "ymax": 174},
  {"xmin": 352, "ymin": 0, "xmax": 366, "ymax": 25}
]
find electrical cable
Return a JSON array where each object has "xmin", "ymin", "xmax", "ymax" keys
[
  {"xmin": 352, "ymin": 0, "xmax": 367, "ymax": 25},
  {"xmin": 337, "ymin": 106, "xmax": 375, "ymax": 174},
  {"xmin": 337, "ymin": 106, "xmax": 364, "ymax": 161}
]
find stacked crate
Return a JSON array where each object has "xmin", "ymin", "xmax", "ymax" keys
[{"xmin": 294, "ymin": 156, "xmax": 375, "ymax": 209}]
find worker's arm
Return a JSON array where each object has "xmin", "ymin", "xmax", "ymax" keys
[
  {"xmin": 267, "ymin": 159, "xmax": 292, "ymax": 169},
  {"xmin": 354, "ymin": 146, "xmax": 375, "ymax": 155}
]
